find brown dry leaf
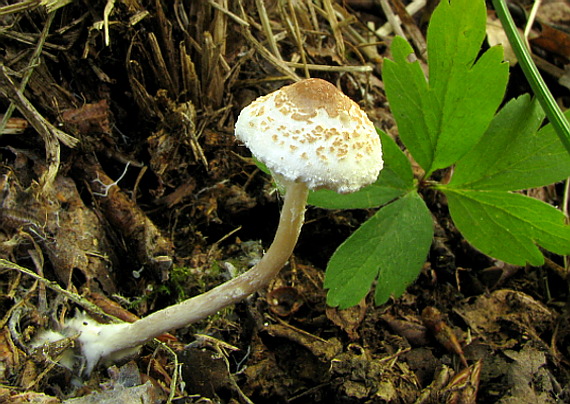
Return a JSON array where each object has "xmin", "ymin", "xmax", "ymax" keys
[
  {"xmin": 486, "ymin": 14, "xmax": 518, "ymax": 65},
  {"xmin": 456, "ymin": 289, "xmax": 555, "ymax": 348},
  {"xmin": 46, "ymin": 175, "xmax": 118, "ymax": 293},
  {"xmin": 530, "ymin": 22, "xmax": 570, "ymax": 60},
  {"xmin": 499, "ymin": 343, "xmax": 558, "ymax": 404},
  {"xmin": 0, "ymin": 159, "xmax": 118, "ymax": 294},
  {"xmin": 61, "ymin": 381, "xmax": 163, "ymax": 404},
  {"xmin": 325, "ymin": 299, "xmax": 367, "ymax": 340},
  {"xmin": 61, "ymin": 100, "xmax": 113, "ymax": 137},
  {"xmin": 57, "ymin": 362, "xmax": 165, "ymax": 403}
]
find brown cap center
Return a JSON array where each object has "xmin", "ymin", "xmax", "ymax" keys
[{"xmin": 274, "ymin": 79, "xmax": 353, "ymax": 121}]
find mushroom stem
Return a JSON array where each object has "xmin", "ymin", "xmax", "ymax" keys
[{"xmin": 74, "ymin": 180, "xmax": 309, "ymax": 373}]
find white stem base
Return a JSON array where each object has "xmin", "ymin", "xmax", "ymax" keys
[{"xmin": 67, "ymin": 181, "xmax": 309, "ymax": 375}]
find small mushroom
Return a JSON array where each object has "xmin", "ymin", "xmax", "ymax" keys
[
  {"xmin": 65, "ymin": 78, "xmax": 383, "ymax": 375},
  {"xmin": 235, "ymin": 78, "xmax": 383, "ymax": 194}
]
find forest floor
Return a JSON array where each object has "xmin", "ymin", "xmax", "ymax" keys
[{"xmin": 0, "ymin": 0, "xmax": 569, "ymax": 403}]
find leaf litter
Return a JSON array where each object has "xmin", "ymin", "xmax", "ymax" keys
[{"xmin": 0, "ymin": 0, "xmax": 569, "ymax": 403}]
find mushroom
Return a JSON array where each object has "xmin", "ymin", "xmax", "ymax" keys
[{"xmin": 65, "ymin": 78, "xmax": 383, "ymax": 375}]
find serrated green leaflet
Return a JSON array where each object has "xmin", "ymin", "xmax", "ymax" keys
[
  {"xmin": 450, "ymin": 95, "xmax": 570, "ymax": 191},
  {"xmin": 443, "ymin": 188, "xmax": 570, "ymax": 266},
  {"xmin": 324, "ymin": 192, "xmax": 433, "ymax": 308},
  {"xmin": 382, "ymin": 37, "xmax": 432, "ymax": 171},
  {"xmin": 308, "ymin": 131, "xmax": 413, "ymax": 209},
  {"xmin": 383, "ymin": 0, "xmax": 509, "ymax": 176}
]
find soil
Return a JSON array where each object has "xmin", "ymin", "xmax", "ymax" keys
[{"xmin": 0, "ymin": 1, "xmax": 569, "ymax": 403}]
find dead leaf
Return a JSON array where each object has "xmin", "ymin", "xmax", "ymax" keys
[
  {"xmin": 325, "ymin": 299, "xmax": 367, "ymax": 340},
  {"xmin": 60, "ymin": 380, "xmax": 163, "ymax": 404},
  {"xmin": 487, "ymin": 14, "xmax": 518, "ymax": 65},
  {"xmin": 61, "ymin": 100, "xmax": 113, "ymax": 136},
  {"xmin": 530, "ymin": 22, "xmax": 570, "ymax": 60},
  {"xmin": 499, "ymin": 343, "xmax": 557, "ymax": 403},
  {"xmin": 456, "ymin": 289, "xmax": 555, "ymax": 349},
  {"xmin": 46, "ymin": 175, "xmax": 118, "ymax": 294}
]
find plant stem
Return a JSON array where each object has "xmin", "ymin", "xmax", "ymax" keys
[
  {"xmin": 491, "ymin": 0, "xmax": 570, "ymax": 154},
  {"xmin": 75, "ymin": 181, "xmax": 309, "ymax": 372}
]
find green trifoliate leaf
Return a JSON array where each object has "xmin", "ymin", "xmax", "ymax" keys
[
  {"xmin": 324, "ymin": 192, "xmax": 433, "ymax": 308},
  {"xmin": 383, "ymin": 0, "xmax": 509, "ymax": 176},
  {"xmin": 443, "ymin": 188, "xmax": 570, "ymax": 266},
  {"xmin": 309, "ymin": 131, "xmax": 414, "ymax": 209},
  {"xmin": 450, "ymin": 95, "xmax": 570, "ymax": 191}
]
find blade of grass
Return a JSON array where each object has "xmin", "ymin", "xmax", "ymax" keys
[{"xmin": 491, "ymin": 0, "xmax": 570, "ymax": 155}]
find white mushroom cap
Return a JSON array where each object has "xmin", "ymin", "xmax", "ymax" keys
[{"xmin": 235, "ymin": 78, "xmax": 383, "ymax": 194}]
